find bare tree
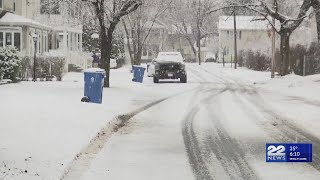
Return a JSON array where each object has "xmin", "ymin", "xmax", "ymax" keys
[
  {"xmin": 169, "ymin": 0, "xmax": 217, "ymax": 65},
  {"xmin": 208, "ymin": 0, "xmax": 320, "ymax": 75},
  {"xmin": 82, "ymin": 0, "xmax": 142, "ymax": 87},
  {"xmin": 122, "ymin": 0, "xmax": 171, "ymax": 65}
]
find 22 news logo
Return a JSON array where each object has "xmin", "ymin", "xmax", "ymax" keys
[{"xmin": 266, "ymin": 144, "xmax": 286, "ymax": 162}]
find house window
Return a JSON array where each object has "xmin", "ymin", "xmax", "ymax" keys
[
  {"xmin": 70, "ymin": 34, "xmax": 73, "ymax": 51},
  {"xmin": 14, "ymin": 32, "xmax": 21, "ymax": 51},
  {"xmin": 5, "ymin": 33, "xmax": 12, "ymax": 46},
  {"xmin": 78, "ymin": 34, "xmax": 80, "ymax": 50},
  {"xmin": 0, "ymin": 31, "xmax": 22, "ymax": 51},
  {"xmin": 227, "ymin": 30, "xmax": 229, "ymax": 37},
  {"xmin": 0, "ymin": 32, "xmax": 3, "ymax": 47},
  {"xmin": 239, "ymin": 31, "xmax": 242, "ymax": 40},
  {"xmin": 0, "ymin": 0, "xmax": 3, "ymax": 9}
]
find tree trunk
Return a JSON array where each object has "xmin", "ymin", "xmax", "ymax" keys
[
  {"xmin": 135, "ymin": 47, "xmax": 142, "ymax": 65},
  {"xmin": 197, "ymin": 30, "xmax": 201, "ymax": 65},
  {"xmin": 122, "ymin": 20, "xmax": 134, "ymax": 66},
  {"xmin": 99, "ymin": 26, "xmax": 110, "ymax": 87},
  {"xmin": 185, "ymin": 36, "xmax": 197, "ymax": 62},
  {"xmin": 279, "ymin": 31, "xmax": 291, "ymax": 76},
  {"xmin": 197, "ymin": 37, "xmax": 201, "ymax": 65}
]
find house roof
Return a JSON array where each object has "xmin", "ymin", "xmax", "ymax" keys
[
  {"xmin": 0, "ymin": 12, "xmax": 51, "ymax": 29},
  {"xmin": 218, "ymin": 16, "xmax": 271, "ymax": 30}
]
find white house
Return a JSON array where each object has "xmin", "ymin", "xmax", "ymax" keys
[
  {"xmin": 218, "ymin": 16, "xmax": 272, "ymax": 63},
  {"xmin": 0, "ymin": 0, "xmax": 89, "ymax": 72}
]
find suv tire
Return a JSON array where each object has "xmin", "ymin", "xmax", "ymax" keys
[
  {"xmin": 180, "ymin": 76, "xmax": 187, "ymax": 83},
  {"xmin": 153, "ymin": 76, "xmax": 159, "ymax": 83}
]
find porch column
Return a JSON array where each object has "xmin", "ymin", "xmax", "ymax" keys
[
  {"xmin": 79, "ymin": 33, "xmax": 82, "ymax": 52},
  {"xmin": 75, "ymin": 33, "xmax": 79, "ymax": 51},
  {"xmin": 63, "ymin": 29, "xmax": 68, "ymax": 52},
  {"xmin": 68, "ymin": 32, "xmax": 72, "ymax": 51}
]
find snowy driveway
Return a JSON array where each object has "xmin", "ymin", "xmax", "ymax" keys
[{"xmin": 65, "ymin": 64, "xmax": 320, "ymax": 180}]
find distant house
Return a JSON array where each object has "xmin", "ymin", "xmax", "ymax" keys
[
  {"xmin": 123, "ymin": 20, "xmax": 168, "ymax": 63},
  {"xmin": 123, "ymin": 20, "xmax": 217, "ymax": 63},
  {"xmin": 167, "ymin": 23, "xmax": 217, "ymax": 62},
  {"xmin": 218, "ymin": 16, "xmax": 272, "ymax": 63}
]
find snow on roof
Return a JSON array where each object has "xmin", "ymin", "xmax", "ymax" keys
[
  {"xmin": 218, "ymin": 16, "xmax": 270, "ymax": 30},
  {"xmin": 54, "ymin": 25, "xmax": 83, "ymax": 34},
  {"xmin": 0, "ymin": 12, "xmax": 51, "ymax": 29}
]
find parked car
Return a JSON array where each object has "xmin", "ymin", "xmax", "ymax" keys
[
  {"xmin": 110, "ymin": 58, "xmax": 117, "ymax": 69},
  {"xmin": 205, "ymin": 57, "xmax": 216, "ymax": 62},
  {"xmin": 148, "ymin": 52, "xmax": 187, "ymax": 83}
]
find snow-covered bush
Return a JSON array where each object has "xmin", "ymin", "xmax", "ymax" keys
[
  {"xmin": 20, "ymin": 55, "xmax": 66, "ymax": 81},
  {"xmin": 0, "ymin": 46, "xmax": 21, "ymax": 82},
  {"xmin": 274, "ymin": 43, "xmax": 320, "ymax": 76},
  {"xmin": 37, "ymin": 55, "xmax": 66, "ymax": 81},
  {"xmin": 20, "ymin": 56, "xmax": 32, "ymax": 80},
  {"xmin": 239, "ymin": 50, "xmax": 270, "ymax": 71},
  {"xmin": 289, "ymin": 44, "xmax": 307, "ymax": 75}
]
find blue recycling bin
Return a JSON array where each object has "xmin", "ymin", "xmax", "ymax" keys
[
  {"xmin": 82, "ymin": 69, "xmax": 105, "ymax": 104},
  {"xmin": 132, "ymin": 66, "xmax": 146, "ymax": 83}
]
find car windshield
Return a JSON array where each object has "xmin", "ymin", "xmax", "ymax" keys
[{"xmin": 156, "ymin": 52, "xmax": 184, "ymax": 62}]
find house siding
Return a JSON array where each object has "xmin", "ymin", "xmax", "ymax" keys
[{"xmin": 219, "ymin": 29, "xmax": 272, "ymax": 63}]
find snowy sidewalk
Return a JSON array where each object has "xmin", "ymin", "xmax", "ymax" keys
[{"xmin": 0, "ymin": 66, "xmax": 197, "ymax": 180}]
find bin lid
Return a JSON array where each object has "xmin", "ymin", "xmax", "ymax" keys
[
  {"xmin": 84, "ymin": 68, "xmax": 106, "ymax": 73},
  {"xmin": 132, "ymin": 65, "xmax": 146, "ymax": 69}
]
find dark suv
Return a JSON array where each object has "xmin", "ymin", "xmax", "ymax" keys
[{"xmin": 151, "ymin": 52, "xmax": 187, "ymax": 83}]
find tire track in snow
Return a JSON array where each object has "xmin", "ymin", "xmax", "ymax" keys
[
  {"xmin": 182, "ymin": 88, "xmax": 226, "ymax": 180},
  {"xmin": 204, "ymin": 100, "xmax": 258, "ymax": 180},
  {"xmin": 197, "ymin": 65, "xmax": 320, "ymax": 173},
  {"xmin": 233, "ymin": 90, "xmax": 320, "ymax": 172},
  {"xmin": 182, "ymin": 87, "xmax": 258, "ymax": 180},
  {"xmin": 60, "ymin": 87, "xmax": 201, "ymax": 180},
  {"xmin": 284, "ymin": 95, "xmax": 320, "ymax": 107}
]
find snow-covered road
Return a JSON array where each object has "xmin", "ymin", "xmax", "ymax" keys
[{"xmin": 66, "ymin": 64, "xmax": 320, "ymax": 180}]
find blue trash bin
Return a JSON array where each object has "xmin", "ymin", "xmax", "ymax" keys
[
  {"xmin": 132, "ymin": 66, "xmax": 146, "ymax": 83},
  {"xmin": 82, "ymin": 69, "xmax": 105, "ymax": 104}
]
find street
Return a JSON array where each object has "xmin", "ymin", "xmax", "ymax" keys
[{"xmin": 61, "ymin": 64, "xmax": 320, "ymax": 180}]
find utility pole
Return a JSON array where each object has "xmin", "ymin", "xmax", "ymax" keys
[
  {"xmin": 233, "ymin": 7, "xmax": 237, "ymax": 69},
  {"xmin": 303, "ymin": 55, "xmax": 306, "ymax": 76},
  {"xmin": 271, "ymin": 0, "xmax": 276, "ymax": 78},
  {"xmin": 223, "ymin": 48, "xmax": 225, "ymax": 67}
]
